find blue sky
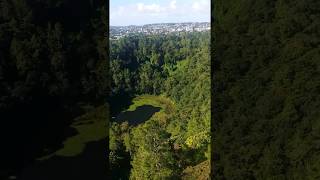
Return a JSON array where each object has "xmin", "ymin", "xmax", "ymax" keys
[{"xmin": 110, "ymin": 0, "xmax": 210, "ymax": 26}]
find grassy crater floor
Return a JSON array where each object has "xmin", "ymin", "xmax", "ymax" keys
[
  {"xmin": 38, "ymin": 104, "xmax": 109, "ymax": 160},
  {"xmin": 126, "ymin": 95, "xmax": 175, "ymax": 114},
  {"xmin": 113, "ymin": 95, "xmax": 175, "ymax": 127},
  {"xmin": 39, "ymin": 95, "xmax": 173, "ymax": 160}
]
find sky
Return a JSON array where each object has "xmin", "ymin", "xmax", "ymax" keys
[{"xmin": 110, "ymin": 0, "xmax": 210, "ymax": 26}]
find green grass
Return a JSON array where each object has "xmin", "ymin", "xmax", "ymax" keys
[
  {"xmin": 126, "ymin": 95, "xmax": 175, "ymax": 114},
  {"xmin": 38, "ymin": 104, "xmax": 109, "ymax": 160}
]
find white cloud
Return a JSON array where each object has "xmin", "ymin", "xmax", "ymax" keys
[
  {"xmin": 136, "ymin": 1, "xmax": 180, "ymax": 15},
  {"xmin": 118, "ymin": 6, "xmax": 125, "ymax": 15},
  {"xmin": 110, "ymin": 0, "xmax": 210, "ymax": 26},
  {"xmin": 169, "ymin": 0, "xmax": 177, "ymax": 9},
  {"xmin": 137, "ymin": 3, "xmax": 163, "ymax": 13},
  {"xmin": 110, "ymin": 6, "xmax": 125, "ymax": 18},
  {"xmin": 192, "ymin": 0, "xmax": 210, "ymax": 12},
  {"xmin": 192, "ymin": 2, "xmax": 200, "ymax": 10}
]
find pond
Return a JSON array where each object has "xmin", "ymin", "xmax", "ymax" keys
[{"xmin": 113, "ymin": 105, "xmax": 161, "ymax": 126}]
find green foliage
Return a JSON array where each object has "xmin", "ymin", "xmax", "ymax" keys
[
  {"xmin": 182, "ymin": 160, "xmax": 210, "ymax": 180},
  {"xmin": 165, "ymin": 45, "xmax": 211, "ymax": 152},
  {"xmin": 109, "ymin": 31, "xmax": 211, "ymax": 178},
  {"xmin": 0, "ymin": 0, "xmax": 108, "ymax": 110},
  {"xmin": 0, "ymin": 0, "xmax": 109, "ymax": 176},
  {"xmin": 109, "ymin": 32, "xmax": 210, "ymax": 95},
  {"xmin": 130, "ymin": 119, "xmax": 176, "ymax": 180},
  {"xmin": 214, "ymin": 0, "xmax": 320, "ymax": 179},
  {"xmin": 109, "ymin": 121, "xmax": 131, "ymax": 179}
]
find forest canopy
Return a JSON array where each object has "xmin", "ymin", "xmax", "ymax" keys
[
  {"xmin": 109, "ymin": 31, "xmax": 211, "ymax": 179},
  {"xmin": 0, "ymin": 0, "xmax": 108, "ymax": 177},
  {"xmin": 213, "ymin": 0, "xmax": 320, "ymax": 179}
]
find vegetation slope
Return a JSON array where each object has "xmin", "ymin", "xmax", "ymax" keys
[
  {"xmin": 213, "ymin": 0, "xmax": 320, "ymax": 179},
  {"xmin": 109, "ymin": 31, "xmax": 211, "ymax": 179}
]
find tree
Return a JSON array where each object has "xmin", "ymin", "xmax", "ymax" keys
[{"xmin": 130, "ymin": 120, "xmax": 176, "ymax": 179}]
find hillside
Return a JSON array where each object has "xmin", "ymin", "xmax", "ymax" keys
[
  {"xmin": 109, "ymin": 31, "xmax": 211, "ymax": 179},
  {"xmin": 213, "ymin": 0, "xmax": 320, "ymax": 179}
]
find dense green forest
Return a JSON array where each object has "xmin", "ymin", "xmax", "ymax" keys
[
  {"xmin": 213, "ymin": 0, "xmax": 320, "ymax": 179},
  {"xmin": 0, "ymin": 0, "xmax": 108, "ymax": 178},
  {"xmin": 109, "ymin": 32, "xmax": 211, "ymax": 179},
  {"xmin": 4, "ymin": 0, "xmax": 319, "ymax": 179}
]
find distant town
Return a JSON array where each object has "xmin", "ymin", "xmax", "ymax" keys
[{"xmin": 110, "ymin": 22, "xmax": 210, "ymax": 40}]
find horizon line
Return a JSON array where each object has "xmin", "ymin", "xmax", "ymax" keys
[{"xmin": 110, "ymin": 21, "xmax": 211, "ymax": 27}]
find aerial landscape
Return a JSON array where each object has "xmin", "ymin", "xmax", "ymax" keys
[
  {"xmin": 109, "ymin": 0, "xmax": 211, "ymax": 179},
  {"xmin": 0, "ymin": 0, "xmax": 109, "ymax": 179},
  {"xmin": 1, "ymin": 0, "xmax": 318, "ymax": 179},
  {"xmin": 0, "ymin": 0, "xmax": 211, "ymax": 179},
  {"xmin": 109, "ymin": 24, "xmax": 211, "ymax": 179}
]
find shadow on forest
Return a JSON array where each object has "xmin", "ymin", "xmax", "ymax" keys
[
  {"xmin": 115, "ymin": 105, "xmax": 161, "ymax": 126},
  {"xmin": 0, "ymin": 96, "xmax": 80, "ymax": 179},
  {"xmin": 19, "ymin": 139, "xmax": 108, "ymax": 180},
  {"xmin": 108, "ymin": 92, "xmax": 134, "ymax": 117}
]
